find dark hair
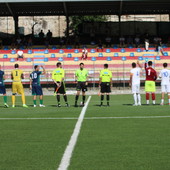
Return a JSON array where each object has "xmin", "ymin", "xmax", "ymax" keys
[
  {"xmin": 34, "ymin": 65, "xmax": 39, "ymax": 70},
  {"xmin": 80, "ymin": 63, "xmax": 84, "ymax": 66},
  {"xmin": 132, "ymin": 62, "xmax": 136, "ymax": 68},
  {"xmin": 148, "ymin": 61, "xmax": 152, "ymax": 66},
  {"xmin": 104, "ymin": 64, "xmax": 108, "ymax": 68},
  {"xmin": 56, "ymin": 62, "xmax": 61, "ymax": 67},
  {"xmin": 14, "ymin": 64, "xmax": 19, "ymax": 68},
  {"xmin": 163, "ymin": 63, "xmax": 168, "ymax": 68}
]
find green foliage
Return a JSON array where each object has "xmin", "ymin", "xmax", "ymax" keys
[{"xmin": 69, "ymin": 15, "xmax": 107, "ymax": 35}]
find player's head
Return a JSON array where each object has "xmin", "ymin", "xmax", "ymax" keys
[
  {"xmin": 104, "ymin": 64, "xmax": 108, "ymax": 69},
  {"xmin": 34, "ymin": 65, "xmax": 39, "ymax": 71},
  {"xmin": 14, "ymin": 64, "xmax": 19, "ymax": 68},
  {"xmin": 132, "ymin": 62, "xmax": 136, "ymax": 68},
  {"xmin": 56, "ymin": 62, "xmax": 62, "ymax": 68},
  {"xmin": 163, "ymin": 62, "xmax": 168, "ymax": 68},
  {"xmin": 148, "ymin": 61, "xmax": 152, "ymax": 66},
  {"xmin": 80, "ymin": 63, "xmax": 84, "ymax": 69}
]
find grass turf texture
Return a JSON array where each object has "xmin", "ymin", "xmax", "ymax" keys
[{"xmin": 0, "ymin": 94, "xmax": 170, "ymax": 170}]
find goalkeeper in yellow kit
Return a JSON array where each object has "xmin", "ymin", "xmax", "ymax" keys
[{"xmin": 11, "ymin": 63, "xmax": 28, "ymax": 108}]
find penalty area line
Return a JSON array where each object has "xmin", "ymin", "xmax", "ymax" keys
[{"xmin": 57, "ymin": 96, "xmax": 91, "ymax": 170}]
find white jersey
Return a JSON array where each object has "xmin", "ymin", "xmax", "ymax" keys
[
  {"xmin": 130, "ymin": 68, "xmax": 141, "ymax": 85},
  {"xmin": 159, "ymin": 69, "xmax": 170, "ymax": 85}
]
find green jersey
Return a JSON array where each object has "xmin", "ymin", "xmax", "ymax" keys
[
  {"xmin": 52, "ymin": 68, "xmax": 65, "ymax": 82},
  {"xmin": 100, "ymin": 69, "xmax": 112, "ymax": 82},
  {"xmin": 75, "ymin": 69, "xmax": 88, "ymax": 82}
]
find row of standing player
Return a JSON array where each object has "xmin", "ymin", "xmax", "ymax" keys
[
  {"xmin": 130, "ymin": 60, "xmax": 170, "ymax": 106},
  {"xmin": 0, "ymin": 62, "xmax": 112, "ymax": 107}
]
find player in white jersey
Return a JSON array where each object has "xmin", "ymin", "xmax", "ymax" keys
[
  {"xmin": 159, "ymin": 63, "xmax": 170, "ymax": 105},
  {"xmin": 129, "ymin": 61, "xmax": 142, "ymax": 106}
]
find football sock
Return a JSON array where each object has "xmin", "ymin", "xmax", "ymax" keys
[
  {"xmin": 63, "ymin": 95, "xmax": 68, "ymax": 103},
  {"xmin": 137, "ymin": 94, "xmax": 141, "ymax": 103},
  {"xmin": 21, "ymin": 93, "xmax": 26, "ymax": 105},
  {"xmin": 82, "ymin": 96, "xmax": 86, "ymax": 104},
  {"xmin": 152, "ymin": 93, "xmax": 156, "ymax": 100},
  {"xmin": 3, "ymin": 96, "xmax": 7, "ymax": 103},
  {"xmin": 40, "ymin": 100, "xmax": 43, "ymax": 105},
  {"xmin": 75, "ymin": 95, "xmax": 79, "ymax": 104},
  {"xmin": 161, "ymin": 99, "xmax": 164, "ymax": 104},
  {"xmin": 169, "ymin": 99, "xmax": 170, "ymax": 104},
  {"xmin": 33, "ymin": 100, "xmax": 36, "ymax": 105},
  {"xmin": 101, "ymin": 95, "xmax": 104, "ymax": 105},
  {"xmin": 12, "ymin": 95, "xmax": 15, "ymax": 105},
  {"xmin": 57, "ymin": 95, "xmax": 60, "ymax": 103},
  {"xmin": 106, "ymin": 95, "xmax": 110, "ymax": 105},
  {"xmin": 146, "ymin": 100, "xmax": 149, "ymax": 104},
  {"xmin": 146, "ymin": 93, "xmax": 149, "ymax": 100},
  {"xmin": 153, "ymin": 100, "xmax": 155, "ymax": 104},
  {"xmin": 133, "ymin": 93, "xmax": 137, "ymax": 104}
]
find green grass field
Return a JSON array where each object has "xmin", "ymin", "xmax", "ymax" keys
[{"xmin": 0, "ymin": 94, "xmax": 170, "ymax": 170}]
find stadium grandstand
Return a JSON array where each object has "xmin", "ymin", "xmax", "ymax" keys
[{"xmin": 0, "ymin": 0, "xmax": 170, "ymax": 88}]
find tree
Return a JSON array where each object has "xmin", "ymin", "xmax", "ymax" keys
[{"xmin": 69, "ymin": 15, "xmax": 107, "ymax": 35}]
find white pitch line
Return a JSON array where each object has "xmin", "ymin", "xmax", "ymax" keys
[
  {"xmin": 57, "ymin": 96, "xmax": 91, "ymax": 170},
  {"xmin": 0, "ymin": 115, "xmax": 170, "ymax": 120}
]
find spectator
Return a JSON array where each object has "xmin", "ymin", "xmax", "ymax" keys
[
  {"xmin": 156, "ymin": 37, "xmax": 164, "ymax": 56},
  {"xmin": 17, "ymin": 50, "xmax": 24, "ymax": 60},
  {"xmin": 119, "ymin": 36, "xmax": 125, "ymax": 48},
  {"xmin": 46, "ymin": 30, "xmax": 52, "ymax": 45},
  {"xmin": 127, "ymin": 36, "xmax": 133, "ymax": 47},
  {"xmin": 134, "ymin": 36, "xmax": 140, "ymax": 48},
  {"xmin": 27, "ymin": 37, "xmax": 33, "ymax": 49},
  {"xmin": 39, "ymin": 30, "xmax": 44, "ymax": 45},
  {"xmin": 11, "ymin": 37, "xmax": 16, "ymax": 50},
  {"xmin": 16, "ymin": 36, "xmax": 22, "ymax": 49},
  {"xmin": 97, "ymin": 39, "xmax": 103, "ymax": 52},
  {"xmin": 105, "ymin": 35, "xmax": 112, "ymax": 48},
  {"xmin": 81, "ymin": 48, "xmax": 88, "ymax": 60},
  {"xmin": 59, "ymin": 37, "xmax": 65, "ymax": 49},
  {"xmin": 145, "ymin": 38, "xmax": 149, "ymax": 52},
  {"xmin": 74, "ymin": 35, "xmax": 80, "ymax": 49}
]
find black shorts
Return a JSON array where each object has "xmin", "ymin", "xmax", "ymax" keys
[
  {"xmin": 54, "ymin": 82, "xmax": 66, "ymax": 94},
  {"xmin": 100, "ymin": 82, "xmax": 111, "ymax": 93},
  {"xmin": 32, "ymin": 85, "xmax": 43, "ymax": 95},
  {"xmin": 0, "ymin": 85, "xmax": 6, "ymax": 95},
  {"xmin": 76, "ymin": 82, "xmax": 87, "ymax": 92}
]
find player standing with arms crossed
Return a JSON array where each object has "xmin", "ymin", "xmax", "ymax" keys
[
  {"xmin": 52, "ymin": 62, "xmax": 69, "ymax": 107},
  {"xmin": 145, "ymin": 60, "xmax": 157, "ymax": 105},
  {"xmin": 0, "ymin": 65, "xmax": 9, "ymax": 108},
  {"xmin": 74, "ymin": 63, "xmax": 88, "ymax": 107},
  {"xmin": 30, "ymin": 65, "xmax": 46, "ymax": 107},
  {"xmin": 129, "ymin": 61, "xmax": 142, "ymax": 106},
  {"xmin": 11, "ymin": 63, "xmax": 28, "ymax": 108},
  {"xmin": 159, "ymin": 63, "xmax": 170, "ymax": 105},
  {"xmin": 99, "ymin": 64, "xmax": 112, "ymax": 106}
]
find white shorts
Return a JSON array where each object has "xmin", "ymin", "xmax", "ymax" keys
[
  {"xmin": 132, "ymin": 84, "xmax": 140, "ymax": 94},
  {"xmin": 161, "ymin": 85, "xmax": 170, "ymax": 93}
]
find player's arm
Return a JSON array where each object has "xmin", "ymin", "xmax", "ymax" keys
[
  {"xmin": 129, "ymin": 73, "xmax": 133, "ymax": 87},
  {"xmin": 29, "ymin": 75, "xmax": 32, "ymax": 90},
  {"xmin": 144, "ymin": 58, "xmax": 148, "ymax": 70},
  {"xmin": 41, "ymin": 65, "xmax": 46, "ymax": 75},
  {"xmin": 137, "ymin": 60, "xmax": 142, "ymax": 69},
  {"xmin": 11, "ymin": 72, "xmax": 13, "ymax": 80},
  {"xmin": 52, "ymin": 71, "xmax": 57, "ymax": 84},
  {"xmin": 110, "ymin": 71, "xmax": 113, "ymax": 87}
]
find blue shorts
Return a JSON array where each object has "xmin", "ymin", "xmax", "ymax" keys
[
  {"xmin": 32, "ymin": 85, "xmax": 43, "ymax": 95},
  {"xmin": 0, "ymin": 85, "xmax": 6, "ymax": 95}
]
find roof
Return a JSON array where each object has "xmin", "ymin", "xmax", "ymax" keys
[{"xmin": 0, "ymin": 1, "xmax": 170, "ymax": 17}]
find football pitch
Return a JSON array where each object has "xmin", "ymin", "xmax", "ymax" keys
[{"xmin": 0, "ymin": 94, "xmax": 170, "ymax": 170}]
